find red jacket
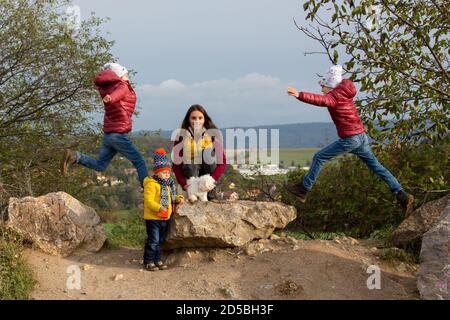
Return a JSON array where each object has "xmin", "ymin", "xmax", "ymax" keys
[
  {"xmin": 95, "ymin": 70, "xmax": 137, "ymax": 133},
  {"xmin": 172, "ymin": 134, "xmax": 227, "ymax": 188},
  {"xmin": 297, "ymin": 79, "xmax": 365, "ymax": 138}
]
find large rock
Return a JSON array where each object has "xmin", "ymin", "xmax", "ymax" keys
[
  {"xmin": 417, "ymin": 198, "xmax": 450, "ymax": 300},
  {"xmin": 163, "ymin": 200, "xmax": 297, "ymax": 249},
  {"xmin": 392, "ymin": 193, "xmax": 450, "ymax": 247},
  {"xmin": 6, "ymin": 192, "xmax": 106, "ymax": 257}
]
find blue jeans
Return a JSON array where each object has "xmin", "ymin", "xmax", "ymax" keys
[
  {"xmin": 77, "ymin": 133, "xmax": 149, "ymax": 186},
  {"xmin": 144, "ymin": 220, "xmax": 168, "ymax": 264},
  {"xmin": 302, "ymin": 133, "xmax": 403, "ymax": 194}
]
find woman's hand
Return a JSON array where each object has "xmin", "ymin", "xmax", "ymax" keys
[
  {"xmin": 287, "ymin": 87, "xmax": 300, "ymax": 98},
  {"xmin": 159, "ymin": 206, "xmax": 167, "ymax": 212}
]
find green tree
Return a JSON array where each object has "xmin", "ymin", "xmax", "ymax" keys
[
  {"xmin": 298, "ymin": 0, "xmax": 449, "ymax": 145},
  {"xmin": 0, "ymin": 0, "xmax": 114, "ymax": 208}
]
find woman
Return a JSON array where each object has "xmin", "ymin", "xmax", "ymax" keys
[{"xmin": 172, "ymin": 104, "xmax": 227, "ymax": 200}]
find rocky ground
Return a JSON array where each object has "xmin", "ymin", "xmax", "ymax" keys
[{"xmin": 24, "ymin": 235, "xmax": 419, "ymax": 300}]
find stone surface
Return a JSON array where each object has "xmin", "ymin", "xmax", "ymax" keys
[
  {"xmin": 392, "ymin": 193, "xmax": 450, "ymax": 247},
  {"xmin": 417, "ymin": 197, "xmax": 450, "ymax": 300},
  {"xmin": 7, "ymin": 192, "xmax": 106, "ymax": 257},
  {"xmin": 163, "ymin": 200, "xmax": 296, "ymax": 249}
]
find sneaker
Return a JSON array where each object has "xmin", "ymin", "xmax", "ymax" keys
[
  {"xmin": 144, "ymin": 262, "xmax": 159, "ymax": 272},
  {"xmin": 396, "ymin": 191, "xmax": 415, "ymax": 217},
  {"xmin": 61, "ymin": 149, "xmax": 78, "ymax": 176},
  {"xmin": 284, "ymin": 183, "xmax": 309, "ymax": 203},
  {"xmin": 155, "ymin": 261, "xmax": 168, "ymax": 270}
]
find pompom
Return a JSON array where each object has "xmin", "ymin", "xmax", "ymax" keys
[{"xmin": 154, "ymin": 148, "xmax": 166, "ymax": 156}]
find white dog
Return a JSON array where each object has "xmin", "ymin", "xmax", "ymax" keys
[{"xmin": 178, "ymin": 174, "xmax": 216, "ymax": 203}]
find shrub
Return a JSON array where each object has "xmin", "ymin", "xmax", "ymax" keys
[{"xmin": 0, "ymin": 229, "xmax": 36, "ymax": 300}]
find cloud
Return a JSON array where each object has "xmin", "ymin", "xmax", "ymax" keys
[
  {"xmin": 140, "ymin": 79, "xmax": 186, "ymax": 94},
  {"xmin": 133, "ymin": 73, "xmax": 330, "ymax": 131},
  {"xmin": 138, "ymin": 73, "xmax": 279, "ymax": 97}
]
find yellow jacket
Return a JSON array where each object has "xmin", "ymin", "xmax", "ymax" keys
[
  {"xmin": 183, "ymin": 133, "xmax": 214, "ymax": 161},
  {"xmin": 143, "ymin": 177, "xmax": 182, "ymax": 221}
]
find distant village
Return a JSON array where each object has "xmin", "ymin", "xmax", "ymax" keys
[
  {"xmin": 233, "ymin": 164, "xmax": 309, "ymax": 178},
  {"xmin": 225, "ymin": 148, "xmax": 309, "ymax": 178}
]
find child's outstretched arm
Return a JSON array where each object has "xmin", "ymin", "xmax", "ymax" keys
[{"xmin": 287, "ymin": 87, "xmax": 337, "ymax": 108}]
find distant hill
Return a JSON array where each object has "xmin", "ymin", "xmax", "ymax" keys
[{"xmin": 150, "ymin": 122, "xmax": 338, "ymax": 149}]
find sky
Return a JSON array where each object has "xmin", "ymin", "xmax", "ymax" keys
[{"xmin": 72, "ymin": 0, "xmax": 336, "ymax": 131}]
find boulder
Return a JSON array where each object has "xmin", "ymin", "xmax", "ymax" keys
[
  {"xmin": 6, "ymin": 192, "xmax": 106, "ymax": 257},
  {"xmin": 392, "ymin": 193, "xmax": 450, "ymax": 247},
  {"xmin": 164, "ymin": 200, "xmax": 296, "ymax": 249},
  {"xmin": 417, "ymin": 198, "xmax": 450, "ymax": 300}
]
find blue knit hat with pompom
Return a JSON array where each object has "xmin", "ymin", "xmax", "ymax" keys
[{"xmin": 152, "ymin": 148, "xmax": 171, "ymax": 173}]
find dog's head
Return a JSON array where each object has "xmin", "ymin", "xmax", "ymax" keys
[{"xmin": 198, "ymin": 174, "xmax": 216, "ymax": 192}]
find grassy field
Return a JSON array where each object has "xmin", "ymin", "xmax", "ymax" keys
[
  {"xmin": 98, "ymin": 209, "xmax": 146, "ymax": 249},
  {"xmin": 226, "ymin": 147, "xmax": 319, "ymax": 167},
  {"xmin": 279, "ymin": 148, "xmax": 319, "ymax": 167}
]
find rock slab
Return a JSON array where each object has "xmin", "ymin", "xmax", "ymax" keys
[
  {"xmin": 164, "ymin": 200, "xmax": 297, "ymax": 249},
  {"xmin": 417, "ymin": 197, "xmax": 450, "ymax": 300},
  {"xmin": 392, "ymin": 193, "xmax": 450, "ymax": 247},
  {"xmin": 7, "ymin": 192, "xmax": 106, "ymax": 257}
]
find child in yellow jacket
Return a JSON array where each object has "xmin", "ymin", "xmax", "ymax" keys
[{"xmin": 143, "ymin": 148, "xmax": 184, "ymax": 271}]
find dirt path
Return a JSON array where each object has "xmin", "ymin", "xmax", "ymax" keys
[{"xmin": 24, "ymin": 238, "xmax": 419, "ymax": 300}]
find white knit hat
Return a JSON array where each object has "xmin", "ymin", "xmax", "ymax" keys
[
  {"xmin": 103, "ymin": 62, "xmax": 128, "ymax": 78},
  {"xmin": 319, "ymin": 65, "xmax": 343, "ymax": 88}
]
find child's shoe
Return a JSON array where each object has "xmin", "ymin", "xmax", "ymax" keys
[
  {"xmin": 155, "ymin": 261, "xmax": 168, "ymax": 270},
  {"xmin": 61, "ymin": 149, "xmax": 78, "ymax": 176},
  {"xmin": 144, "ymin": 262, "xmax": 159, "ymax": 272},
  {"xmin": 396, "ymin": 190, "xmax": 415, "ymax": 217},
  {"xmin": 284, "ymin": 183, "xmax": 309, "ymax": 203}
]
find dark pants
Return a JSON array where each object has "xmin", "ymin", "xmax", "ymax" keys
[
  {"xmin": 182, "ymin": 163, "xmax": 217, "ymax": 179},
  {"xmin": 143, "ymin": 220, "xmax": 168, "ymax": 264}
]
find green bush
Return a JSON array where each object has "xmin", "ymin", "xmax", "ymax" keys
[
  {"xmin": 285, "ymin": 230, "xmax": 347, "ymax": 241},
  {"xmin": 379, "ymin": 248, "xmax": 419, "ymax": 265},
  {"xmin": 0, "ymin": 230, "xmax": 36, "ymax": 300},
  {"xmin": 101, "ymin": 209, "xmax": 146, "ymax": 249}
]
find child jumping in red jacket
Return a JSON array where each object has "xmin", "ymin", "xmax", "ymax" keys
[
  {"xmin": 285, "ymin": 65, "xmax": 414, "ymax": 216},
  {"xmin": 61, "ymin": 63, "xmax": 149, "ymax": 186}
]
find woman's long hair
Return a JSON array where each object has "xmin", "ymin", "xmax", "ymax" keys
[
  {"xmin": 180, "ymin": 104, "xmax": 218, "ymax": 130},
  {"xmin": 175, "ymin": 105, "xmax": 223, "ymax": 163}
]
